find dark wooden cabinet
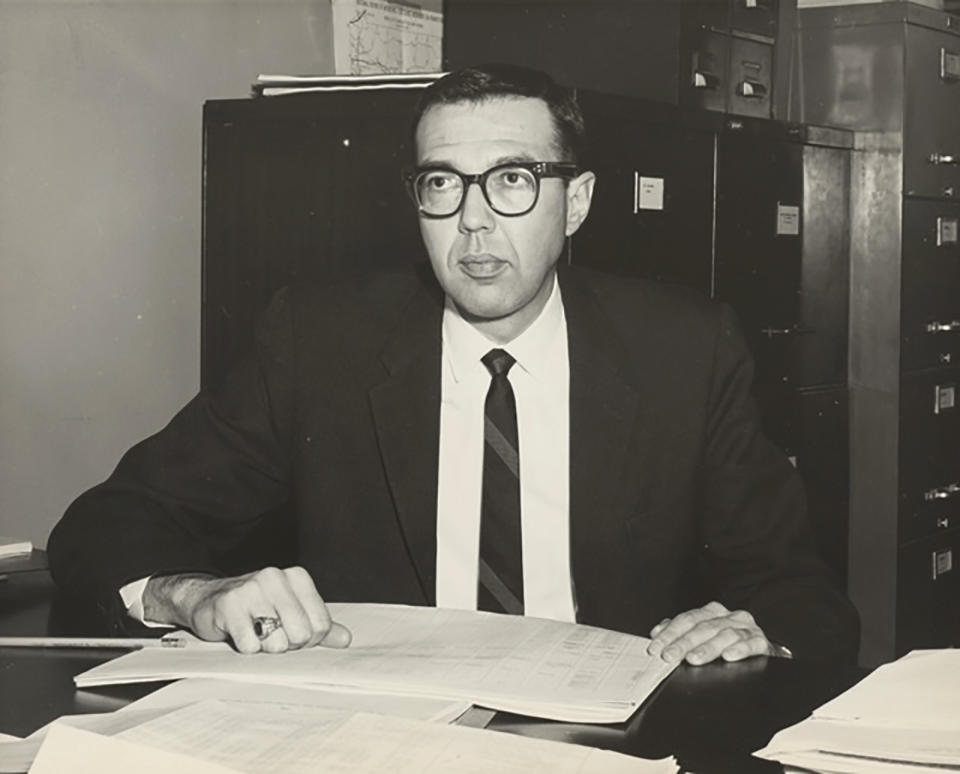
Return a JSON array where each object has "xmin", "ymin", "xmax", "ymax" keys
[
  {"xmin": 201, "ymin": 86, "xmax": 852, "ymax": 586},
  {"xmin": 202, "ymin": 89, "xmax": 424, "ymax": 390}
]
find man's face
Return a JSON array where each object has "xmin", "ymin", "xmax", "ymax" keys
[{"xmin": 414, "ymin": 97, "xmax": 594, "ymax": 342}]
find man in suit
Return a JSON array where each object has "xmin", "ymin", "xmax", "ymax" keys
[{"xmin": 48, "ymin": 64, "xmax": 858, "ymax": 664}]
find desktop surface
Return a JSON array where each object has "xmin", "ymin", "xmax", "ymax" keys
[{"xmin": 0, "ymin": 568, "xmax": 868, "ymax": 773}]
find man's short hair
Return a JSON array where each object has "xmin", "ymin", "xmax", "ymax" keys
[{"xmin": 411, "ymin": 63, "xmax": 586, "ymax": 164}]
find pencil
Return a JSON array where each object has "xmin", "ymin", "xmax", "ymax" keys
[{"xmin": 0, "ymin": 636, "xmax": 187, "ymax": 649}]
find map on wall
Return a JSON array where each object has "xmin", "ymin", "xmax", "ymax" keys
[{"xmin": 332, "ymin": 0, "xmax": 443, "ymax": 75}]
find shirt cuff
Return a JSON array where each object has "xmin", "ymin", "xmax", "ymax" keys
[{"xmin": 119, "ymin": 576, "xmax": 174, "ymax": 629}]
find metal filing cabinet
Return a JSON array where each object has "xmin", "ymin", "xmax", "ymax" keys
[{"xmin": 795, "ymin": 2, "xmax": 960, "ymax": 664}]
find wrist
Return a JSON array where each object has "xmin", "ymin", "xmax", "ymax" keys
[{"xmin": 143, "ymin": 573, "xmax": 218, "ymax": 628}]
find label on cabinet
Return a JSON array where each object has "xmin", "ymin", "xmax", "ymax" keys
[
  {"xmin": 776, "ymin": 203, "xmax": 800, "ymax": 236},
  {"xmin": 932, "ymin": 548, "xmax": 953, "ymax": 579},
  {"xmin": 634, "ymin": 175, "xmax": 665, "ymax": 212},
  {"xmin": 937, "ymin": 217, "xmax": 958, "ymax": 246},
  {"xmin": 934, "ymin": 384, "xmax": 956, "ymax": 414}
]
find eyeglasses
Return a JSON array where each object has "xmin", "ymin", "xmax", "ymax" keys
[{"xmin": 402, "ymin": 161, "xmax": 579, "ymax": 218}]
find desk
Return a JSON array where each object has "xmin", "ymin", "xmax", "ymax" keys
[{"xmin": 0, "ymin": 570, "xmax": 868, "ymax": 773}]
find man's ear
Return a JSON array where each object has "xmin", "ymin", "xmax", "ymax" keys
[{"xmin": 565, "ymin": 171, "xmax": 596, "ymax": 237}]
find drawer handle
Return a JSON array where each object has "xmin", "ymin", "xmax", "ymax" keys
[
  {"xmin": 737, "ymin": 81, "xmax": 768, "ymax": 99},
  {"xmin": 925, "ymin": 482, "xmax": 960, "ymax": 501},
  {"xmin": 929, "ymin": 153, "xmax": 959, "ymax": 166},
  {"xmin": 926, "ymin": 320, "xmax": 960, "ymax": 333},
  {"xmin": 693, "ymin": 71, "xmax": 721, "ymax": 90},
  {"xmin": 938, "ymin": 517, "xmax": 951, "ymax": 529}
]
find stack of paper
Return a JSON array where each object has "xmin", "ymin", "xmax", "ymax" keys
[
  {"xmin": 797, "ymin": 0, "xmax": 942, "ymax": 8},
  {"xmin": 27, "ymin": 703, "xmax": 678, "ymax": 774},
  {"xmin": 0, "ymin": 679, "xmax": 468, "ymax": 773},
  {"xmin": 0, "ymin": 537, "xmax": 32, "ymax": 560},
  {"xmin": 755, "ymin": 650, "xmax": 960, "ymax": 773},
  {"xmin": 74, "ymin": 604, "xmax": 677, "ymax": 723},
  {"xmin": 251, "ymin": 72, "xmax": 443, "ymax": 97}
]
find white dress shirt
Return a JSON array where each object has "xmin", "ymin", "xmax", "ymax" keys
[
  {"xmin": 123, "ymin": 275, "xmax": 575, "ymax": 624},
  {"xmin": 435, "ymin": 275, "xmax": 574, "ymax": 621}
]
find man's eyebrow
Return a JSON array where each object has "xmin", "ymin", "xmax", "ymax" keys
[{"xmin": 417, "ymin": 152, "xmax": 540, "ymax": 169}]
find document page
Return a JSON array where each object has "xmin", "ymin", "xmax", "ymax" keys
[
  {"xmin": 754, "ymin": 649, "xmax": 960, "ymax": 772},
  {"xmin": 813, "ymin": 649, "xmax": 960, "ymax": 728},
  {"xmin": 119, "ymin": 700, "xmax": 352, "ymax": 774},
  {"xmin": 115, "ymin": 702, "xmax": 676, "ymax": 774},
  {"xmin": 28, "ymin": 723, "xmax": 240, "ymax": 774},
  {"xmin": 0, "ymin": 708, "xmax": 175, "ymax": 774},
  {"xmin": 75, "ymin": 604, "xmax": 676, "ymax": 722},
  {"xmin": 758, "ymin": 716, "xmax": 960, "ymax": 767},
  {"xmin": 121, "ymin": 678, "xmax": 469, "ymax": 723}
]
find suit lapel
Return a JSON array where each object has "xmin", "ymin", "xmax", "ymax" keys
[
  {"xmin": 369, "ymin": 275, "xmax": 444, "ymax": 605},
  {"xmin": 560, "ymin": 269, "xmax": 641, "ymax": 624}
]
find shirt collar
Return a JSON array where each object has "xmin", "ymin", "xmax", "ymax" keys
[{"xmin": 442, "ymin": 274, "xmax": 564, "ymax": 383}]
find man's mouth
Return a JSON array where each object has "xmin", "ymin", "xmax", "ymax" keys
[{"xmin": 459, "ymin": 255, "xmax": 508, "ymax": 279}]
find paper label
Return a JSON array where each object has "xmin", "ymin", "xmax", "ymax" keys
[
  {"xmin": 776, "ymin": 204, "xmax": 800, "ymax": 236},
  {"xmin": 635, "ymin": 175, "xmax": 665, "ymax": 212},
  {"xmin": 935, "ymin": 384, "xmax": 956, "ymax": 414},
  {"xmin": 938, "ymin": 217, "xmax": 958, "ymax": 246}
]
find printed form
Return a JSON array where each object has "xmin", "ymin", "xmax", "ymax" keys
[
  {"xmin": 32, "ymin": 701, "xmax": 677, "ymax": 774},
  {"xmin": 75, "ymin": 604, "xmax": 676, "ymax": 722}
]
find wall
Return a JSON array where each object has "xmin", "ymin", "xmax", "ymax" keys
[{"xmin": 0, "ymin": 0, "xmax": 336, "ymax": 548}]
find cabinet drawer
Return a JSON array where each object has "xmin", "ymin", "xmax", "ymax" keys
[
  {"xmin": 898, "ymin": 369, "xmax": 960, "ymax": 542},
  {"xmin": 728, "ymin": 36, "xmax": 773, "ymax": 119},
  {"xmin": 903, "ymin": 25, "xmax": 960, "ymax": 199},
  {"xmin": 899, "ymin": 369, "xmax": 960, "ymax": 476},
  {"xmin": 730, "ymin": 0, "xmax": 779, "ymax": 38},
  {"xmin": 896, "ymin": 529, "xmax": 960, "ymax": 653},
  {"xmin": 900, "ymin": 199, "xmax": 960, "ymax": 371},
  {"xmin": 681, "ymin": 27, "xmax": 730, "ymax": 114}
]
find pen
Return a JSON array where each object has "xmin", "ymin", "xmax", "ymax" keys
[{"xmin": 0, "ymin": 635, "xmax": 187, "ymax": 649}]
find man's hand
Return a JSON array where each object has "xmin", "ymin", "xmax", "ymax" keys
[
  {"xmin": 646, "ymin": 601, "xmax": 786, "ymax": 665},
  {"xmin": 142, "ymin": 566, "xmax": 351, "ymax": 654}
]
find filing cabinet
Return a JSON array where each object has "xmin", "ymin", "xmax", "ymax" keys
[
  {"xmin": 571, "ymin": 94, "xmax": 853, "ymax": 582},
  {"xmin": 680, "ymin": 30, "xmax": 775, "ymax": 118},
  {"xmin": 572, "ymin": 93, "xmax": 718, "ymax": 293},
  {"xmin": 443, "ymin": 0, "xmax": 797, "ymax": 119},
  {"xmin": 897, "ymin": 528, "xmax": 960, "ymax": 652},
  {"xmin": 201, "ymin": 89, "xmax": 423, "ymax": 389},
  {"xmin": 796, "ymin": 2, "xmax": 960, "ymax": 663},
  {"xmin": 200, "ymin": 81, "xmax": 854, "ymax": 598}
]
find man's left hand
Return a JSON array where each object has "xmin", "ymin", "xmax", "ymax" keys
[{"xmin": 646, "ymin": 601, "xmax": 786, "ymax": 665}]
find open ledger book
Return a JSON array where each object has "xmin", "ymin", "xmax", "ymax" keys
[{"xmin": 74, "ymin": 604, "xmax": 677, "ymax": 723}]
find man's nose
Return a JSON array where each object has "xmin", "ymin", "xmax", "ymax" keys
[{"xmin": 458, "ymin": 181, "xmax": 495, "ymax": 233}]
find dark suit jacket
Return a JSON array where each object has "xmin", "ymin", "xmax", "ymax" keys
[{"xmin": 48, "ymin": 264, "xmax": 858, "ymax": 661}]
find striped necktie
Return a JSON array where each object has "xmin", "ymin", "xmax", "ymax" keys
[{"xmin": 478, "ymin": 348, "xmax": 524, "ymax": 615}]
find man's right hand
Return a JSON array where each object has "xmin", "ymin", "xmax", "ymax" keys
[{"xmin": 142, "ymin": 566, "xmax": 352, "ymax": 654}]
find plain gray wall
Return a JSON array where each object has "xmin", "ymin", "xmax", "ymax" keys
[{"xmin": 0, "ymin": 1, "xmax": 339, "ymax": 548}]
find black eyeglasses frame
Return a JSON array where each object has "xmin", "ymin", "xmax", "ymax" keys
[{"xmin": 401, "ymin": 161, "xmax": 580, "ymax": 219}]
